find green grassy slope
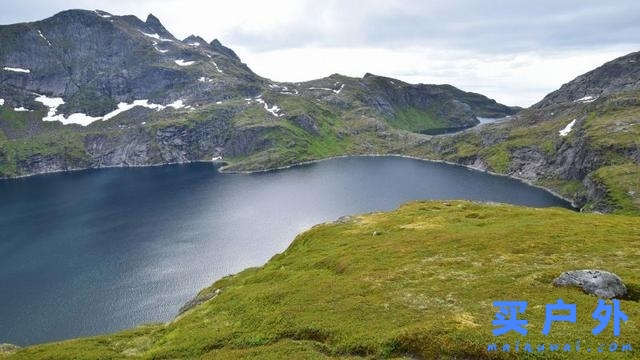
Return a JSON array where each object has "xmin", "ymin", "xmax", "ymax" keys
[{"xmin": 5, "ymin": 201, "xmax": 639, "ymax": 359}]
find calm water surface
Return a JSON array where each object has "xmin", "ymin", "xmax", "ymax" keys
[{"xmin": 0, "ymin": 156, "xmax": 570, "ymax": 345}]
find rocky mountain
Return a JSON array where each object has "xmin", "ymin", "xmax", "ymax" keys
[
  {"xmin": 533, "ymin": 50, "xmax": 640, "ymax": 109},
  {"xmin": 0, "ymin": 9, "xmax": 515, "ymax": 179},
  {"xmin": 407, "ymin": 51, "xmax": 640, "ymax": 214},
  {"xmin": 0, "ymin": 9, "xmax": 261, "ymax": 116}
]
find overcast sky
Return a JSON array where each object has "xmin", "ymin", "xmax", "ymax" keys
[{"xmin": 2, "ymin": 0, "xmax": 640, "ymax": 107}]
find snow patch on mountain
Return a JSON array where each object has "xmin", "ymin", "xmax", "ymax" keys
[
  {"xmin": 309, "ymin": 84, "xmax": 344, "ymax": 94},
  {"xmin": 36, "ymin": 94, "xmax": 100, "ymax": 125},
  {"xmin": 35, "ymin": 94, "xmax": 65, "ymax": 117},
  {"xmin": 152, "ymin": 42, "xmax": 168, "ymax": 53},
  {"xmin": 559, "ymin": 119, "xmax": 577, "ymax": 137},
  {"xmin": 139, "ymin": 31, "xmax": 172, "ymax": 42},
  {"xmin": 3, "ymin": 67, "xmax": 30, "ymax": 73},
  {"xmin": 255, "ymin": 96, "xmax": 283, "ymax": 117},
  {"xmin": 94, "ymin": 10, "xmax": 112, "ymax": 18},
  {"xmin": 175, "ymin": 59, "xmax": 195, "ymax": 66},
  {"xmin": 103, "ymin": 99, "xmax": 188, "ymax": 120},
  {"xmin": 34, "ymin": 95, "xmax": 190, "ymax": 126},
  {"xmin": 212, "ymin": 61, "xmax": 223, "ymax": 73},
  {"xmin": 37, "ymin": 30, "xmax": 52, "ymax": 46},
  {"xmin": 575, "ymin": 95, "xmax": 597, "ymax": 103}
]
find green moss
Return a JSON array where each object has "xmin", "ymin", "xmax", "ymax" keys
[
  {"xmin": 591, "ymin": 164, "xmax": 640, "ymax": 215},
  {"xmin": 388, "ymin": 108, "xmax": 446, "ymax": 133},
  {"xmin": 0, "ymin": 107, "xmax": 32, "ymax": 130},
  {"xmin": 8, "ymin": 201, "xmax": 640, "ymax": 359},
  {"xmin": 484, "ymin": 146, "xmax": 510, "ymax": 173},
  {"xmin": 583, "ymin": 93, "xmax": 640, "ymax": 150},
  {"xmin": 455, "ymin": 142, "xmax": 479, "ymax": 158},
  {"xmin": 537, "ymin": 179, "xmax": 586, "ymax": 201},
  {"xmin": 0, "ymin": 131, "xmax": 89, "ymax": 177}
]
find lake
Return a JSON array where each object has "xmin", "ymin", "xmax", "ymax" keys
[{"xmin": 0, "ymin": 156, "xmax": 571, "ymax": 345}]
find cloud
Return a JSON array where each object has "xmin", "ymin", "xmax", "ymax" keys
[
  {"xmin": 221, "ymin": 0, "xmax": 640, "ymax": 53},
  {"xmin": 1, "ymin": 0, "xmax": 640, "ymax": 106}
]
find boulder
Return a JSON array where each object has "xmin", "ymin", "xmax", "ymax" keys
[{"xmin": 553, "ymin": 270, "xmax": 627, "ymax": 299}]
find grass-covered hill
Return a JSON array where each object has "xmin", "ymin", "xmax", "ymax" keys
[{"xmin": 3, "ymin": 201, "xmax": 639, "ymax": 359}]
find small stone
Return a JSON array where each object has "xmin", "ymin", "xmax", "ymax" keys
[
  {"xmin": 334, "ymin": 215, "xmax": 353, "ymax": 224},
  {"xmin": 372, "ymin": 231, "xmax": 382, "ymax": 236},
  {"xmin": 553, "ymin": 270, "xmax": 627, "ymax": 299},
  {"xmin": 0, "ymin": 344, "xmax": 20, "ymax": 354}
]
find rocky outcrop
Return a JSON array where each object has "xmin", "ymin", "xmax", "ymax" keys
[
  {"xmin": 0, "ymin": 343, "xmax": 20, "ymax": 354},
  {"xmin": 289, "ymin": 114, "xmax": 319, "ymax": 135},
  {"xmin": 533, "ymin": 51, "xmax": 640, "ymax": 109},
  {"xmin": 178, "ymin": 288, "xmax": 221, "ymax": 315},
  {"xmin": 357, "ymin": 73, "xmax": 517, "ymax": 129},
  {"xmin": 553, "ymin": 270, "xmax": 627, "ymax": 299}
]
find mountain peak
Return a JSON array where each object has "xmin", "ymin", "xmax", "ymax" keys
[
  {"xmin": 183, "ymin": 35, "xmax": 208, "ymax": 47},
  {"xmin": 145, "ymin": 13, "xmax": 160, "ymax": 25},
  {"xmin": 145, "ymin": 13, "xmax": 173, "ymax": 39},
  {"xmin": 210, "ymin": 39, "xmax": 240, "ymax": 61}
]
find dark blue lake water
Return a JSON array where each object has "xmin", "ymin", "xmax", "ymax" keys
[{"xmin": 0, "ymin": 156, "xmax": 570, "ymax": 345}]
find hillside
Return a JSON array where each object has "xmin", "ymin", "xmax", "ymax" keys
[
  {"xmin": 406, "ymin": 53, "xmax": 640, "ymax": 215},
  {"xmin": 0, "ymin": 10, "xmax": 515, "ymax": 179},
  {"xmin": 3, "ymin": 200, "xmax": 639, "ymax": 359}
]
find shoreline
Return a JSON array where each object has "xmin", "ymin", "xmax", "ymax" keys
[
  {"xmin": 1, "ymin": 153, "xmax": 577, "ymax": 209},
  {"xmin": 218, "ymin": 153, "xmax": 579, "ymax": 209}
]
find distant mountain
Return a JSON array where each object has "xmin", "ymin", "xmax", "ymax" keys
[{"xmin": 0, "ymin": 9, "xmax": 516, "ymax": 179}]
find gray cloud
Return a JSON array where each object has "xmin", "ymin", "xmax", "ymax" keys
[
  {"xmin": 223, "ymin": 1, "xmax": 640, "ymax": 53},
  {"xmin": 1, "ymin": 0, "xmax": 639, "ymax": 106}
]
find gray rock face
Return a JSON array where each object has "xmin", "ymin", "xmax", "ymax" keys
[
  {"xmin": 533, "ymin": 51, "xmax": 640, "ymax": 108},
  {"xmin": 357, "ymin": 73, "xmax": 517, "ymax": 129},
  {"xmin": 0, "ymin": 9, "xmax": 260, "ymax": 116},
  {"xmin": 290, "ymin": 114, "xmax": 319, "ymax": 134},
  {"xmin": 553, "ymin": 270, "xmax": 627, "ymax": 299}
]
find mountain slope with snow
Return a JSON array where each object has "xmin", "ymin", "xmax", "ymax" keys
[{"xmin": 0, "ymin": 9, "xmax": 515, "ymax": 179}]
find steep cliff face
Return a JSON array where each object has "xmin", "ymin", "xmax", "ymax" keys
[{"xmin": 0, "ymin": 10, "xmax": 515, "ymax": 179}]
